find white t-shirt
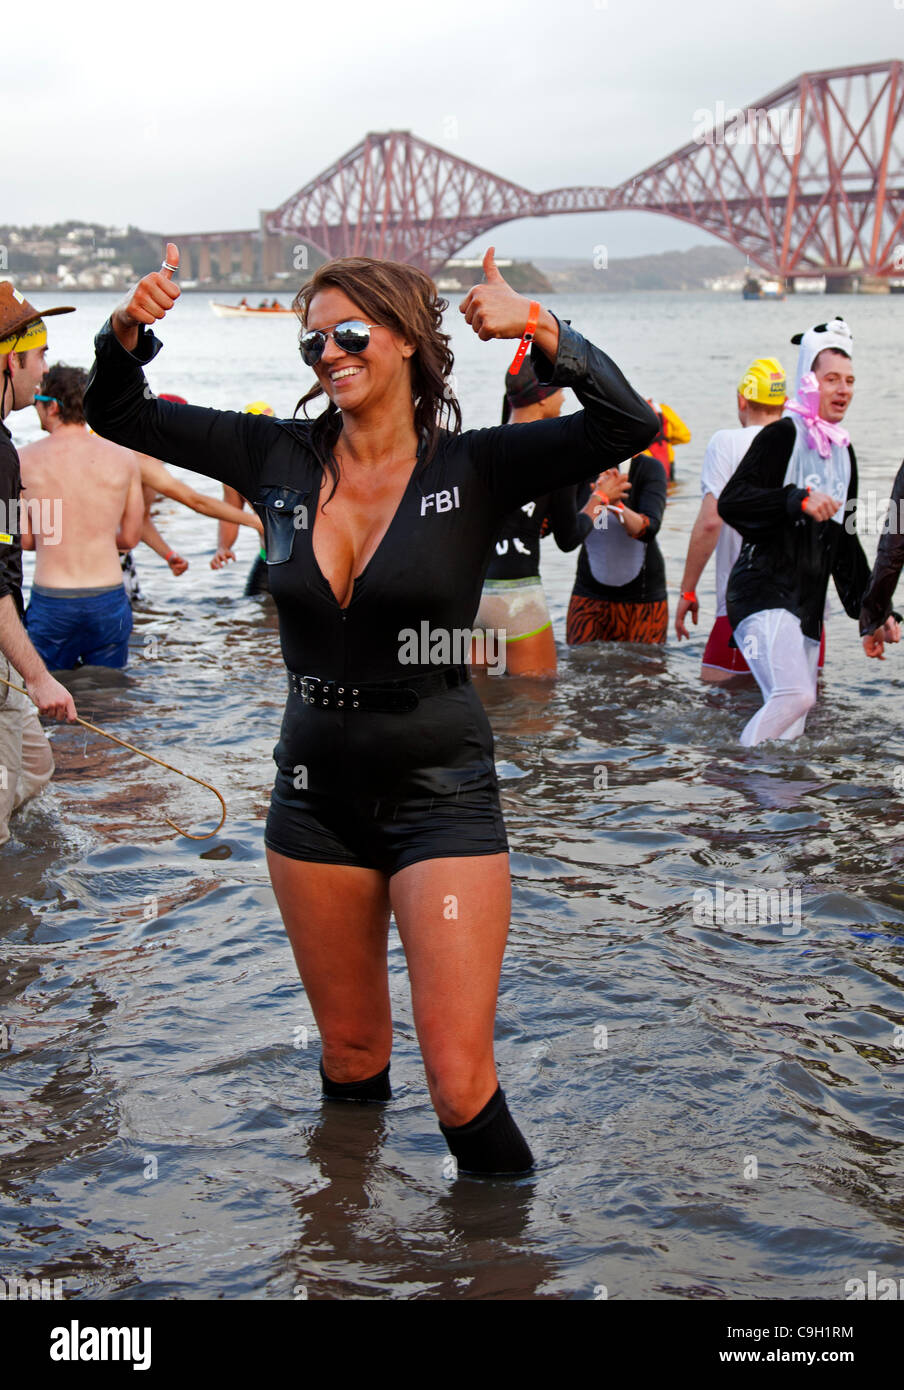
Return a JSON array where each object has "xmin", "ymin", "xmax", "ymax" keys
[{"xmin": 700, "ymin": 425, "xmax": 763, "ymax": 617}]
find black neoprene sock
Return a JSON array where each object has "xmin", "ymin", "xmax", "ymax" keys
[
  {"xmin": 319, "ymin": 1058, "xmax": 392, "ymax": 1103},
  {"xmin": 439, "ymin": 1086, "xmax": 534, "ymax": 1175}
]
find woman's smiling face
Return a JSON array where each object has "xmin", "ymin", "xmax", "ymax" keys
[{"xmin": 305, "ymin": 287, "xmax": 415, "ymax": 413}]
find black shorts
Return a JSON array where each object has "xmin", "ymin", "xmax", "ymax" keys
[
  {"xmin": 264, "ymin": 787, "xmax": 509, "ymax": 874},
  {"xmin": 263, "ymin": 679, "xmax": 509, "ymax": 874}
]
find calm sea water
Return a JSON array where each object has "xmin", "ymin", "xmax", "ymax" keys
[{"xmin": 1, "ymin": 290, "xmax": 902, "ymax": 1301}]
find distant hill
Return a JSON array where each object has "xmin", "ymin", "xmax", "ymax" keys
[
  {"xmin": 3, "ymin": 218, "xmax": 748, "ymax": 296},
  {"xmin": 536, "ymin": 245, "xmax": 748, "ymax": 292}
]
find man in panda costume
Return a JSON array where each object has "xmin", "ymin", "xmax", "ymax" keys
[{"xmin": 717, "ymin": 317, "xmax": 898, "ymax": 745}]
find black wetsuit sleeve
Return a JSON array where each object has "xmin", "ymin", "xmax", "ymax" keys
[
  {"xmin": 860, "ymin": 458, "xmax": 904, "ymax": 634},
  {"xmin": 631, "ymin": 455, "xmax": 667, "ymax": 543},
  {"xmin": 716, "ymin": 417, "xmax": 808, "ymax": 538},
  {"xmin": 545, "ymin": 485, "xmax": 592, "ymax": 552},
  {"xmin": 829, "ymin": 447, "xmax": 871, "ymax": 620},
  {"xmin": 466, "ymin": 319, "xmax": 659, "ymax": 514},
  {"xmin": 83, "ymin": 318, "xmax": 279, "ymax": 497},
  {"xmin": 0, "ymin": 433, "xmax": 23, "ymax": 620}
]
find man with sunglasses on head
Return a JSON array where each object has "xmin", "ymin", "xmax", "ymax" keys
[
  {"xmin": 0, "ymin": 284, "xmax": 77, "ymax": 848},
  {"xmin": 19, "ymin": 363, "xmax": 144, "ymax": 670}
]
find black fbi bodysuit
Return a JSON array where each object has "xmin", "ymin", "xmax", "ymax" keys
[{"xmin": 84, "ymin": 316, "xmax": 658, "ymax": 872}]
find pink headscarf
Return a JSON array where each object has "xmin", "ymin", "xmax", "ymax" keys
[{"xmin": 784, "ymin": 372, "xmax": 850, "ymax": 459}]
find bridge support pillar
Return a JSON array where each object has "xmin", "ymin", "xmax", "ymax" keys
[
  {"xmin": 858, "ymin": 276, "xmax": 890, "ymax": 295},
  {"xmin": 825, "ymin": 273, "xmax": 860, "ymax": 293},
  {"xmin": 198, "ymin": 241, "xmax": 212, "ymax": 282},
  {"xmin": 260, "ymin": 211, "xmax": 285, "ymax": 283}
]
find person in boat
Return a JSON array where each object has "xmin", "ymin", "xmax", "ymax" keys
[
  {"xmin": 239, "ymin": 298, "xmax": 250, "ymax": 309},
  {"xmin": 83, "ymin": 241, "xmax": 658, "ymax": 1175},
  {"xmin": 718, "ymin": 318, "xmax": 897, "ymax": 743},
  {"xmin": 0, "ymin": 284, "xmax": 77, "ymax": 848},
  {"xmin": 211, "ymin": 401, "xmax": 275, "ymax": 596},
  {"xmin": 645, "ymin": 398, "xmax": 691, "ymax": 484},
  {"xmin": 673, "ymin": 357, "xmax": 824, "ymax": 682}
]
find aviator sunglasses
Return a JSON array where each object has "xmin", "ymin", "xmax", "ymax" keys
[{"xmin": 299, "ymin": 319, "xmax": 380, "ymax": 367}]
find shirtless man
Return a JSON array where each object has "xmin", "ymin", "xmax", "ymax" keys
[{"xmin": 20, "ymin": 363, "xmax": 143, "ymax": 669}]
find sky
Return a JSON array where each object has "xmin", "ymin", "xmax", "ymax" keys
[{"xmin": 5, "ymin": 0, "xmax": 902, "ymax": 261}]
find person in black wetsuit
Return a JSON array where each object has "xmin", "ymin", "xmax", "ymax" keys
[
  {"xmin": 471, "ymin": 358, "xmax": 600, "ymax": 676},
  {"xmin": 84, "ymin": 241, "xmax": 658, "ymax": 1177},
  {"xmin": 860, "ymin": 458, "xmax": 904, "ymax": 659}
]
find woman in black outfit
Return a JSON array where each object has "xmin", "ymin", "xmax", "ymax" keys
[{"xmin": 84, "ymin": 243, "xmax": 657, "ymax": 1176}]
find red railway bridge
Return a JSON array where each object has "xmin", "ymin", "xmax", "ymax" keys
[{"xmin": 172, "ymin": 59, "xmax": 903, "ymax": 287}]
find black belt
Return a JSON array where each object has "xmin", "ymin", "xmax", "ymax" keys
[{"xmin": 287, "ymin": 665, "xmax": 470, "ymax": 713}]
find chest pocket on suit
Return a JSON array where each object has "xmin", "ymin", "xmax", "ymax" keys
[{"xmin": 257, "ymin": 485, "xmax": 311, "ymax": 565}]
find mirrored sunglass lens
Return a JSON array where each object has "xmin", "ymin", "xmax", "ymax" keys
[
  {"xmin": 300, "ymin": 331, "xmax": 326, "ymax": 364},
  {"xmin": 333, "ymin": 322, "xmax": 371, "ymax": 354}
]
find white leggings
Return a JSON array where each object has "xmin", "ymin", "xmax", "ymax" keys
[{"xmin": 733, "ymin": 609, "xmax": 820, "ymax": 746}]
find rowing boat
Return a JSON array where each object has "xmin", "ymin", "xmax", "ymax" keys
[{"xmin": 209, "ymin": 302, "xmax": 294, "ymax": 318}]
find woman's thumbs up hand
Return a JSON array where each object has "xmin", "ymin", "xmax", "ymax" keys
[
  {"xmin": 113, "ymin": 242, "xmax": 182, "ymax": 350},
  {"xmin": 460, "ymin": 246, "xmax": 531, "ymax": 341},
  {"xmin": 459, "ymin": 246, "xmax": 559, "ymax": 361}
]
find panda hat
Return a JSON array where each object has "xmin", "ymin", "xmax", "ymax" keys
[{"xmin": 790, "ymin": 317, "xmax": 853, "ymax": 394}]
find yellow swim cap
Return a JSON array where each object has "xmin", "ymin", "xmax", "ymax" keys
[
  {"xmin": 738, "ymin": 358, "xmax": 786, "ymax": 405},
  {"xmin": 244, "ymin": 400, "xmax": 275, "ymax": 415}
]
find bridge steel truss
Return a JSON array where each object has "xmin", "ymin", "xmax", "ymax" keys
[{"xmin": 264, "ymin": 61, "xmax": 903, "ymax": 279}]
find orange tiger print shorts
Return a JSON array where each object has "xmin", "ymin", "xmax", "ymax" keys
[{"xmin": 566, "ymin": 594, "xmax": 668, "ymax": 645}]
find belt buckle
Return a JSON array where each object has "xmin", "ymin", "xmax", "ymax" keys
[{"xmin": 295, "ymin": 673, "xmax": 319, "ymax": 704}]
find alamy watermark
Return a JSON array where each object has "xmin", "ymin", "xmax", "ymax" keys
[
  {"xmin": 0, "ymin": 496, "xmax": 63, "ymax": 545},
  {"xmin": 845, "ymin": 1269, "xmax": 904, "ymax": 1299},
  {"xmin": 845, "ymin": 493, "xmax": 904, "ymax": 536},
  {"xmin": 692, "ymin": 882, "xmax": 802, "ymax": 935},
  {"xmin": 0, "ymin": 1273, "xmax": 64, "ymax": 1300},
  {"xmin": 693, "ymin": 102, "xmax": 802, "ymax": 154},
  {"xmin": 398, "ymin": 622, "xmax": 506, "ymax": 675}
]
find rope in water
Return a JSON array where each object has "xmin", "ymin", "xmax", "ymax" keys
[{"xmin": 0, "ymin": 676, "xmax": 226, "ymax": 840}]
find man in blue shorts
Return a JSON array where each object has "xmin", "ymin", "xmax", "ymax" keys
[{"xmin": 19, "ymin": 363, "xmax": 143, "ymax": 668}]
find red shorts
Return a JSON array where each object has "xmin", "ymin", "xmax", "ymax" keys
[{"xmin": 701, "ymin": 615, "xmax": 826, "ymax": 673}]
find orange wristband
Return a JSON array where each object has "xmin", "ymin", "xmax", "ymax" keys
[
  {"xmin": 682, "ymin": 590, "xmax": 696, "ymax": 601},
  {"xmin": 509, "ymin": 301, "xmax": 540, "ymax": 375}
]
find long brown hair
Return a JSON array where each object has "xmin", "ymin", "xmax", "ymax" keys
[{"xmin": 292, "ymin": 258, "xmax": 462, "ymax": 498}]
